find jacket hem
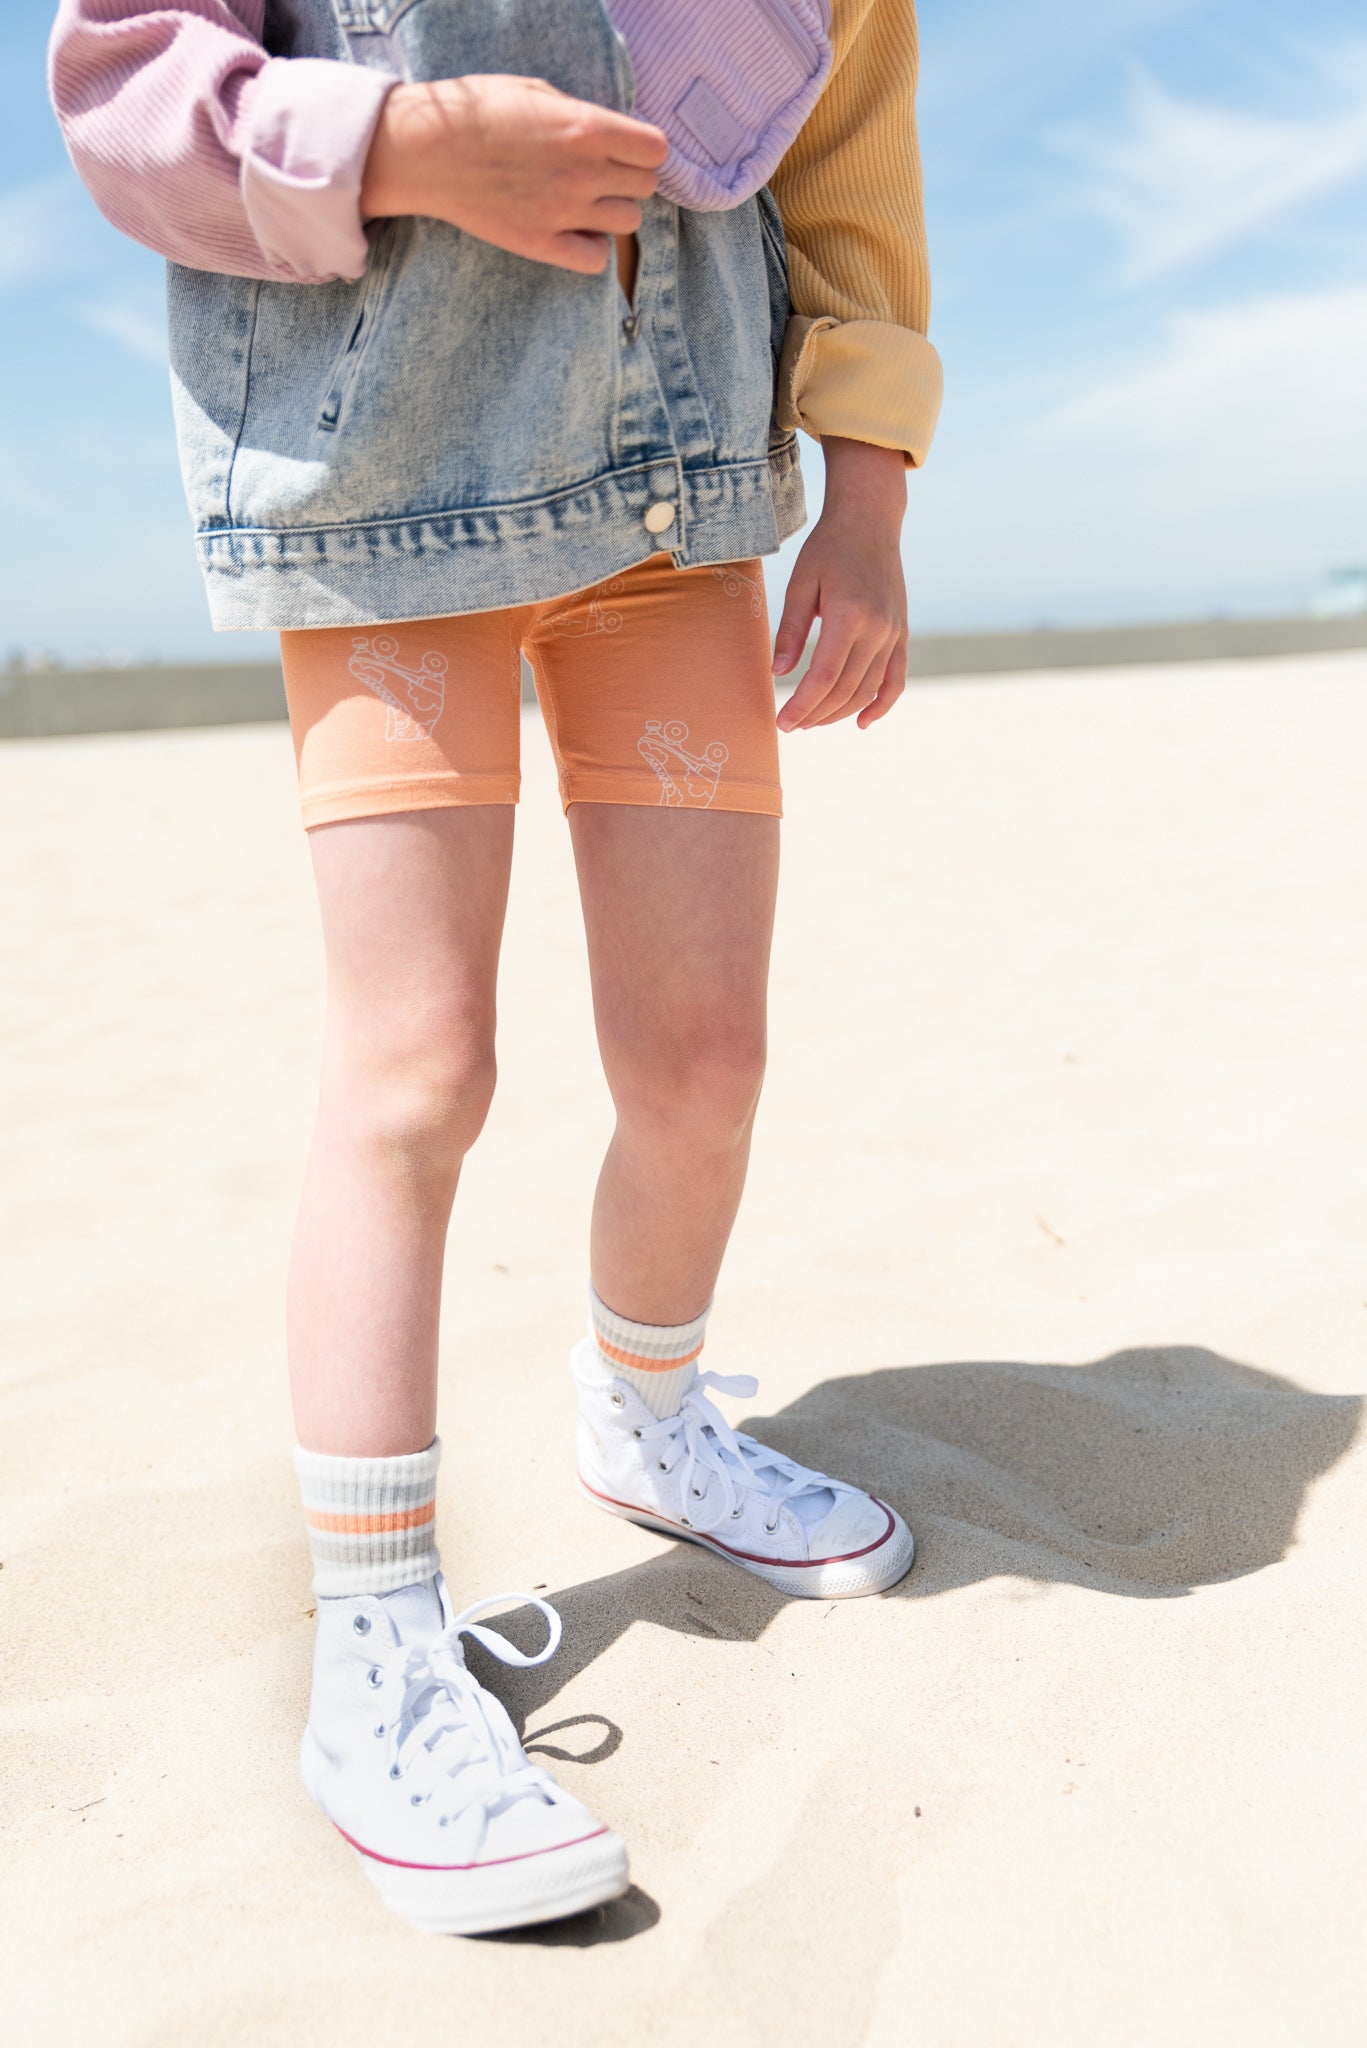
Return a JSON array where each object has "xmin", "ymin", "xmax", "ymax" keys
[{"xmin": 199, "ymin": 443, "xmax": 807, "ymax": 631}]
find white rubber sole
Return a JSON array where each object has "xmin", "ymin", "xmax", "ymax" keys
[
  {"xmin": 351, "ymin": 1824, "xmax": 631, "ymax": 1935},
  {"xmin": 578, "ymin": 1476, "xmax": 915, "ymax": 1599},
  {"xmin": 301, "ymin": 1735, "xmax": 629, "ymax": 1935}
]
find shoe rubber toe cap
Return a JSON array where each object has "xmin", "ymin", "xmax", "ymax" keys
[{"xmin": 807, "ymin": 1490, "xmax": 897, "ymax": 1561}]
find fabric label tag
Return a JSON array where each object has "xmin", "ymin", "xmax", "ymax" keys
[{"xmin": 673, "ymin": 77, "xmax": 747, "ymax": 166}]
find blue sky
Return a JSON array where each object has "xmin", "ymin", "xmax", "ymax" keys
[{"xmin": 3, "ymin": 0, "xmax": 1366, "ymax": 664}]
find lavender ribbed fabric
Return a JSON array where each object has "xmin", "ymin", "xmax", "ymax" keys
[
  {"xmin": 50, "ymin": 1, "xmax": 833, "ymax": 285},
  {"xmin": 605, "ymin": 0, "xmax": 832, "ymax": 210}
]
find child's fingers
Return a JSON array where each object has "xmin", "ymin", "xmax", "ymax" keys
[
  {"xmin": 777, "ymin": 611, "xmax": 864, "ymax": 730},
  {"xmin": 771, "ymin": 566, "xmax": 819, "ymax": 681},
  {"xmin": 605, "ymin": 163, "xmax": 665, "ymax": 200},
  {"xmin": 856, "ymin": 641, "xmax": 908, "ymax": 729},
  {"xmin": 805, "ymin": 636, "xmax": 890, "ymax": 726},
  {"xmin": 587, "ymin": 196, "xmax": 645, "ymax": 233},
  {"xmin": 809, "ymin": 632, "xmax": 904, "ymax": 727},
  {"xmin": 546, "ymin": 229, "xmax": 613, "ymax": 272},
  {"xmin": 598, "ymin": 109, "xmax": 670, "ymax": 167}
]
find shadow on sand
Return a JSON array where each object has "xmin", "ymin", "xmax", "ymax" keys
[
  {"xmin": 469, "ymin": 1346, "xmax": 1361, "ymax": 1734},
  {"xmin": 457, "ymin": 1345, "xmax": 1358, "ymax": 1941},
  {"xmin": 475, "ymin": 1883, "xmax": 662, "ymax": 1948}
]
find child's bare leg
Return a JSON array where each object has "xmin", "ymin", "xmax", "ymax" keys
[
  {"xmin": 288, "ymin": 806, "xmax": 514, "ymax": 1456},
  {"xmin": 568, "ymin": 804, "xmax": 779, "ymax": 1323},
  {"xmin": 284, "ymin": 806, "xmax": 626, "ymax": 1928},
  {"xmin": 568, "ymin": 802, "xmax": 914, "ymax": 1596}
]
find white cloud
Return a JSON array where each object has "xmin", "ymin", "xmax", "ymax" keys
[
  {"xmin": 1032, "ymin": 283, "xmax": 1367, "ymax": 496},
  {"xmin": 897, "ymin": 284, "xmax": 1367, "ymax": 627},
  {"xmin": 1056, "ymin": 53, "xmax": 1367, "ymax": 281},
  {"xmin": 922, "ymin": 0, "xmax": 1213, "ymax": 153},
  {"xmin": 0, "ymin": 175, "xmax": 85, "ymax": 293},
  {"xmin": 0, "ymin": 442, "xmax": 55, "ymax": 516},
  {"xmin": 79, "ymin": 300, "xmax": 168, "ymax": 365}
]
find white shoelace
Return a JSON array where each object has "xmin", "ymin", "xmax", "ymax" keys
[
  {"xmin": 371, "ymin": 1593, "xmax": 563, "ymax": 1858},
  {"xmin": 633, "ymin": 1372, "xmax": 837, "ymax": 1537}
]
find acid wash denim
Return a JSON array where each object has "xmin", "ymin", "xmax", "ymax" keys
[{"xmin": 169, "ymin": 0, "xmax": 805, "ymax": 631}]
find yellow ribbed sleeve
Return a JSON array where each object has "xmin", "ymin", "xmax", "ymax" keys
[{"xmin": 768, "ymin": 0, "xmax": 943, "ymax": 466}]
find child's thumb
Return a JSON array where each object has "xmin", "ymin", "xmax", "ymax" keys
[{"xmin": 772, "ymin": 574, "xmax": 817, "ymax": 675}]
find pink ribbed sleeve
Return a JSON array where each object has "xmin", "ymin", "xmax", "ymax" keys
[{"xmin": 48, "ymin": 0, "xmax": 398, "ymax": 283}]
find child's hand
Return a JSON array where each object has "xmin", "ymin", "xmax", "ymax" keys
[
  {"xmin": 361, "ymin": 75, "xmax": 668, "ymax": 274},
  {"xmin": 772, "ymin": 438, "xmax": 910, "ymax": 732}
]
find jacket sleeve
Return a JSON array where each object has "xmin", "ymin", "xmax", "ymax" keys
[
  {"xmin": 48, "ymin": 0, "xmax": 397, "ymax": 283},
  {"xmin": 767, "ymin": 0, "xmax": 943, "ymax": 466}
]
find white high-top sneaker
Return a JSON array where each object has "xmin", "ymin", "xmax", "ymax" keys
[
  {"xmin": 572, "ymin": 1340, "xmax": 914, "ymax": 1599},
  {"xmin": 301, "ymin": 1573, "xmax": 628, "ymax": 1934}
]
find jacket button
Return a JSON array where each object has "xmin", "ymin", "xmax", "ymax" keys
[{"xmin": 643, "ymin": 501, "xmax": 677, "ymax": 534}]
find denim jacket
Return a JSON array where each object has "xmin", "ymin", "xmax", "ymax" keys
[{"xmin": 172, "ymin": 0, "xmax": 804, "ymax": 631}]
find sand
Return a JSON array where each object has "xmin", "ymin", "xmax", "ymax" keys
[{"xmin": 1, "ymin": 649, "xmax": 1364, "ymax": 2048}]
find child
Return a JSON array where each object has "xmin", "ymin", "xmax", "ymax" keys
[{"xmin": 50, "ymin": 0, "xmax": 942, "ymax": 1933}]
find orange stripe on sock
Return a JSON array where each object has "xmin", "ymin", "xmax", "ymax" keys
[
  {"xmin": 596, "ymin": 1334, "xmax": 705, "ymax": 1373},
  {"xmin": 305, "ymin": 1503, "xmax": 436, "ymax": 1535}
]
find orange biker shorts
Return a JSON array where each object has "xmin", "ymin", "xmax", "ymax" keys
[{"xmin": 280, "ymin": 554, "xmax": 782, "ymax": 829}]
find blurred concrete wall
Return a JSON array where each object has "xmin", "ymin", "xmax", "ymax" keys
[
  {"xmin": 0, "ymin": 662, "xmax": 287, "ymax": 740},
  {"xmin": 3, "ymin": 614, "xmax": 1365, "ymax": 741}
]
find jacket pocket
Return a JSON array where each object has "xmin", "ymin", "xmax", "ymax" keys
[{"xmin": 317, "ymin": 221, "xmax": 400, "ymax": 433}]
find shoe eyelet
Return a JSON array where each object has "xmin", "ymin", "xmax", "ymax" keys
[
  {"xmin": 410, "ymin": 1794, "xmax": 424, "ymax": 1807},
  {"xmin": 731, "ymin": 1506, "xmax": 743, "ymax": 1520},
  {"xmin": 351, "ymin": 1612, "xmax": 372, "ymax": 1636},
  {"xmin": 691, "ymin": 1486, "xmax": 704, "ymax": 1499},
  {"xmin": 609, "ymin": 1391, "xmax": 626, "ymax": 1408},
  {"xmin": 680, "ymin": 1516, "xmax": 691, "ymax": 1528},
  {"xmin": 389, "ymin": 1764, "xmax": 402, "ymax": 1781},
  {"xmin": 658, "ymin": 1459, "xmax": 669, "ymax": 1472},
  {"xmin": 373, "ymin": 1724, "xmax": 384, "ymax": 1738},
  {"xmin": 366, "ymin": 1667, "xmax": 382, "ymax": 1689},
  {"xmin": 438, "ymin": 1815, "xmax": 449, "ymax": 1828},
  {"xmin": 632, "ymin": 1428, "xmax": 643, "ymax": 1439},
  {"xmin": 764, "ymin": 1518, "xmax": 779, "ymax": 1536}
]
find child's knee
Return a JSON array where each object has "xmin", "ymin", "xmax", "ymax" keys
[
  {"xmin": 608, "ymin": 1013, "xmax": 767, "ymax": 1148},
  {"xmin": 323, "ymin": 1021, "xmax": 498, "ymax": 1175}
]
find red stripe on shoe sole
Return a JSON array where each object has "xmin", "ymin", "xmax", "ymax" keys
[
  {"xmin": 333, "ymin": 1820, "xmax": 610, "ymax": 1872},
  {"xmin": 579, "ymin": 1476, "xmax": 897, "ymax": 1567}
]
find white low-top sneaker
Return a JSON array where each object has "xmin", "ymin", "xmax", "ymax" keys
[
  {"xmin": 572, "ymin": 1340, "xmax": 914, "ymax": 1598},
  {"xmin": 301, "ymin": 1573, "xmax": 628, "ymax": 1934}
]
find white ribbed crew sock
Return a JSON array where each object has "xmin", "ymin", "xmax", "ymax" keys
[
  {"xmin": 294, "ymin": 1439, "xmax": 442, "ymax": 1597},
  {"xmin": 587, "ymin": 1287, "xmax": 710, "ymax": 1419}
]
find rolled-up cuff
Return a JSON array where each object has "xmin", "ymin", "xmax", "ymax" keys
[
  {"xmin": 240, "ymin": 57, "xmax": 399, "ymax": 284},
  {"xmin": 777, "ymin": 315, "xmax": 944, "ymax": 468}
]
